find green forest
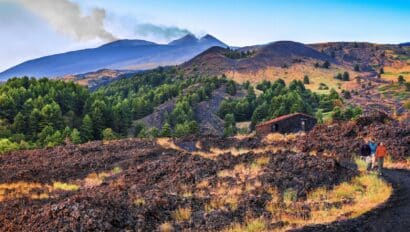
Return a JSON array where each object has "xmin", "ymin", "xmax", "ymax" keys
[{"xmin": 0, "ymin": 68, "xmax": 360, "ymax": 153}]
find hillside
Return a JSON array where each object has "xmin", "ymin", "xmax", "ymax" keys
[
  {"xmin": 180, "ymin": 41, "xmax": 360, "ymax": 91},
  {"xmin": 0, "ymin": 34, "xmax": 226, "ymax": 80}
]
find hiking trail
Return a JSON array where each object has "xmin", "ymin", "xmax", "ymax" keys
[{"xmin": 296, "ymin": 169, "xmax": 410, "ymax": 232}]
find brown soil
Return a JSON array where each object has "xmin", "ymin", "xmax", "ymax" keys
[{"xmin": 0, "ymin": 137, "xmax": 354, "ymax": 231}]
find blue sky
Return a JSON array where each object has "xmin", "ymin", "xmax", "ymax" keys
[{"xmin": 1, "ymin": 0, "xmax": 410, "ymax": 71}]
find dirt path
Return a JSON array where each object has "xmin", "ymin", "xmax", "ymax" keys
[{"xmin": 296, "ymin": 169, "xmax": 410, "ymax": 232}]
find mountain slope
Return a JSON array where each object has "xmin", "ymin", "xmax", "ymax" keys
[
  {"xmin": 181, "ymin": 41, "xmax": 351, "ymax": 87},
  {"xmin": 0, "ymin": 34, "xmax": 227, "ymax": 80}
]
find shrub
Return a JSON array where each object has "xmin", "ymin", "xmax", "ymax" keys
[
  {"xmin": 322, "ymin": 61, "xmax": 331, "ymax": 69},
  {"xmin": 342, "ymin": 71, "xmax": 350, "ymax": 81},
  {"xmin": 102, "ymin": 128, "xmax": 117, "ymax": 141},
  {"xmin": 283, "ymin": 188, "xmax": 297, "ymax": 203},
  {"xmin": 303, "ymin": 75, "xmax": 310, "ymax": 84},
  {"xmin": 70, "ymin": 129, "xmax": 82, "ymax": 144},
  {"xmin": 405, "ymin": 82, "xmax": 410, "ymax": 91},
  {"xmin": 398, "ymin": 75, "xmax": 405, "ymax": 85},
  {"xmin": 172, "ymin": 207, "xmax": 191, "ymax": 222},
  {"xmin": 0, "ymin": 138, "xmax": 19, "ymax": 154}
]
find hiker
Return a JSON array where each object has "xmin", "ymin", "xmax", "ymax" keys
[
  {"xmin": 360, "ymin": 139, "xmax": 372, "ymax": 171},
  {"xmin": 368, "ymin": 139, "xmax": 377, "ymax": 169},
  {"xmin": 375, "ymin": 142, "xmax": 387, "ymax": 175}
]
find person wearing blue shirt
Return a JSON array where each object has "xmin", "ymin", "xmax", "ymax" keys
[{"xmin": 368, "ymin": 139, "xmax": 377, "ymax": 169}]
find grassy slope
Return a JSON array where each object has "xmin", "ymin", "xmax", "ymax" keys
[{"xmin": 225, "ymin": 61, "xmax": 358, "ymax": 93}]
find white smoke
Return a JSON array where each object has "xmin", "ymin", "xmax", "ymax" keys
[
  {"xmin": 2, "ymin": 0, "xmax": 194, "ymax": 43},
  {"xmin": 16, "ymin": 0, "xmax": 117, "ymax": 41}
]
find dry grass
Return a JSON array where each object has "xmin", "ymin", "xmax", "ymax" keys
[
  {"xmin": 84, "ymin": 167, "xmax": 122, "ymax": 188},
  {"xmin": 223, "ymin": 218, "xmax": 267, "ymax": 232},
  {"xmin": 0, "ymin": 182, "xmax": 51, "ymax": 201},
  {"xmin": 384, "ymin": 156, "xmax": 410, "ymax": 170},
  {"xmin": 382, "ymin": 64, "xmax": 410, "ymax": 82},
  {"xmin": 206, "ymin": 155, "xmax": 271, "ymax": 212},
  {"xmin": 262, "ymin": 133, "xmax": 301, "ymax": 144},
  {"xmin": 284, "ymin": 173, "xmax": 392, "ymax": 229},
  {"xmin": 354, "ymin": 156, "xmax": 369, "ymax": 172},
  {"xmin": 157, "ymin": 138, "xmax": 183, "ymax": 151},
  {"xmin": 225, "ymin": 62, "xmax": 358, "ymax": 93},
  {"xmin": 0, "ymin": 180, "xmax": 81, "ymax": 202},
  {"xmin": 133, "ymin": 197, "xmax": 146, "ymax": 206},
  {"xmin": 53, "ymin": 182, "xmax": 79, "ymax": 191},
  {"xmin": 260, "ymin": 157, "xmax": 392, "ymax": 231},
  {"xmin": 283, "ymin": 188, "xmax": 298, "ymax": 204},
  {"xmin": 159, "ymin": 222, "xmax": 174, "ymax": 232},
  {"xmin": 172, "ymin": 207, "xmax": 192, "ymax": 222}
]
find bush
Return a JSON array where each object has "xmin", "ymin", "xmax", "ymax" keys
[
  {"xmin": 161, "ymin": 123, "xmax": 172, "ymax": 137},
  {"xmin": 342, "ymin": 71, "xmax": 350, "ymax": 81},
  {"xmin": 406, "ymin": 82, "xmax": 410, "ymax": 92},
  {"xmin": 70, "ymin": 129, "xmax": 82, "ymax": 144},
  {"xmin": 318, "ymin": 83, "xmax": 329, "ymax": 90},
  {"xmin": 0, "ymin": 138, "xmax": 19, "ymax": 154},
  {"xmin": 398, "ymin": 75, "xmax": 405, "ymax": 85},
  {"xmin": 322, "ymin": 61, "xmax": 330, "ymax": 69},
  {"xmin": 342, "ymin": 90, "xmax": 351, "ymax": 99},
  {"xmin": 303, "ymin": 75, "xmax": 310, "ymax": 84},
  {"xmin": 102, "ymin": 128, "xmax": 117, "ymax": 141},
  {"xmin": 223, "ymin": 114, "xmax": 237, "ymax": 137}
]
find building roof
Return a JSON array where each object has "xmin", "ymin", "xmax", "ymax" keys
[{"xmin": 256, "ymin": 113, "xmax": 315, "ymax": 127}]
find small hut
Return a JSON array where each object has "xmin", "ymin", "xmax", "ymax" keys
[{"xmin": 256, "ymin": 113, "xmax": 317, "ymax": 135}]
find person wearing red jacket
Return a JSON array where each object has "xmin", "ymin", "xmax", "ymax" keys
[{"xmin": 375, "ymin": 142, "xmax": 387, "ymax": 175}]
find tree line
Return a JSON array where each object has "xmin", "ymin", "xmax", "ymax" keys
[{"xmin": 0, "ymin": 68, "xmax": 361, "ymax": 153}]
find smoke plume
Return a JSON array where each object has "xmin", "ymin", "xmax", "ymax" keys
[
  {"xmin": 134, "ymin": 23, "xmax": 191, "ymax": 41},
  {"xmin": 7, "ymin": 0, "xmax": 194, "ymax": 43},
  {"xmin": 17, "ymin": 0, "xmax": 117, "ymax": 41}
]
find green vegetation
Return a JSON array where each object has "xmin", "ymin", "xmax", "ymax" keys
[
  {"xmin": 318, "ymin": 83, "xmax": 329, "ymax": 90},
  {"xmin": 220, "ymin": 79, "xmax": 344, "ymax": 128},
  {"xmin": 0, "ymin": 67, "xmax": 361, "ymax": 153},
  {"xmin": 313, "ymin": 61, "xmax": 330, "ymax": 69},
  {"xmin": 334, "ymin": 71, "xmax": 350, "ymax": 81},
  {"xmin": 224, "ymin": 48, "xmax": 255, "ymax": 59},
  {"xmin": 398, "ymin": 75, "xmax": 405, "ymax": 85},
  {"xmin": 303, "ymin": 75, "xmax": 310, "ymax": 84},
  {"xmin": 331, "ymin": 106, "xmax": 362, "ymax": 121}
]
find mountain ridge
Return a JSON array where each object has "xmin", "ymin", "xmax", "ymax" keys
[{"xmin": 0, "ymin": 34, "xmax": 227, "ymax": 80}]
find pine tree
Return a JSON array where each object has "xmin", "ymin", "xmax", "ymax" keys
[
  {"xmin": 398, "ymin": 75, "xmax": 405, "ymax": 85},
  {"xmin": 12, "ymin": 112, "xmax": 26, "ymax": 134},
  {"xmin": 90, "ymin": 100, "xmax": 107, "ymax": 139},
  {"xmin": 81, "ymin": 115, "xmax": 93, "ymax": 142},
  {"xmin": 342, "ymin": 72, "xmax": 350, "ymax": 81},
  {"xmin": 303, "ymin": 75, "xmax": 310, "ymax": 84},
  {"xmin": 161, "ymin": 123, "xmax": 172, "ymax": 137},
  {"xmin": 70, "ymin": 129, "xmax": 82, "ymax": 144},
  {"xmin": 102, "ymin": 128, "xmax": 116, "ymax": 141},
  {"xmin": 223, "ymin": 114, "xmax": 236, "ymax": 137}
]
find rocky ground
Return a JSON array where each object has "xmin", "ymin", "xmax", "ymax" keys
[
  {"xmin": 0, "ymin": 115, "xmax": 408, "ymax": 231},
  {"xmin": 0, "ymin": 137, "xmax": 355, "ymax": 231}
]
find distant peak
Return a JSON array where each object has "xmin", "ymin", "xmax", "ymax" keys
[
  {"xmin": 201, "ymin": 34, "xmax": 216, "ymax": 39},
  {"xmin": 168, "ymin": 34, "xmax": 198, "ymax": 45},
  {"xmin": 199, "ymin": 34, "xmax": 227, "ymax": 47}
]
